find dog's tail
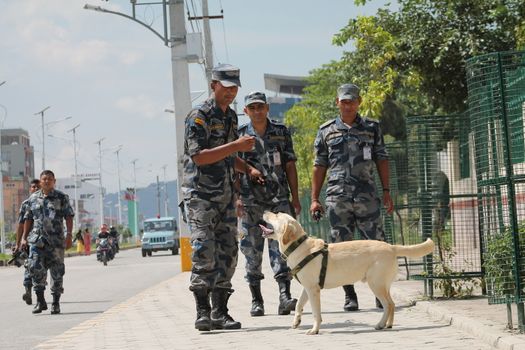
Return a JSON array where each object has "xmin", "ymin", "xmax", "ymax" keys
[{"xmin": 393, "ymin": 238, "xmax": 435, "ymax": 258}]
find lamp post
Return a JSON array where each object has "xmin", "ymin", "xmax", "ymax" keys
[
  {"xmin": 95, "ymin": 137, "xmax": 105, "ymax": 226},
  {"xmin": 0, "ymin": 98, "xmax": 5, "ymax": 254},
  {"xmin": 67, "ymin": 124, "xmax": 81, "ymax": 230},
  {"xmin": 162, "ymin": 164, "xmax": 169, "ymax": 217},
  {"xmin": 34, "ymin": 106, "xmax": 50, "ymax": 171},
  {"xmin": 131, "ymin": 158, "xmax": 139, "ymax": 240},
  {"xmin": 114, "ymin": 145, "xmax": 123, "ymax": 226}
]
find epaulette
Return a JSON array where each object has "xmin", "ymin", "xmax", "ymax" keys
[
  {"xmin": 238, "ymin": 122, "xmax": 249, "ymax": 131},
  {"xmin": 319, "ymin": 119, "xmax": 336, "ymax": 129},
  {"xmin": 197, "ymin": 101, "xmax": 213, "ymax": 114},
  {"xmin": 271, "ymin": 119, "xmax": 285, "ymax": 126}
]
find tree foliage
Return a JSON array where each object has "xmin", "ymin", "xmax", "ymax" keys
[{"xmin": 285, "ymin": 0, "xmax": 525, "ymax": 193}]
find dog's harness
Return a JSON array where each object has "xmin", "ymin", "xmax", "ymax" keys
[{"xmin": 281, "ymin": 235, "xmax": 329, "ymax": 289}]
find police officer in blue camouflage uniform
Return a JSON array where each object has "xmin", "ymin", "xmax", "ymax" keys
[
  {"xmin": 21, "ymin": 170, "xmax": 74, "ymax": 315},
  {"xmin": 182, "ymin": 64, "xmax": 264, "ymax": 331},
  {"xmin": 310, "ymin": 83, "xmax": 394, "ymax": 311},
  {"xmin": 14, "ymin": 179, "xmax": 40, "ymax": 306},
  {"xmin": 237, "ymin": 91, "xmax": 301, "ymax": 317}
]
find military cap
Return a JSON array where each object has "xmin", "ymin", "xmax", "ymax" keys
[
  {"xmin": 211, "ymin": 63, "xmax": 241, "ymax": 87},
  {"xmin": 337, "ymin": 83, "xmax": 360, "ymax": 101},
  {"xmin": 244, "ymin": 91, "xmax": 267, "ymax": 106}
]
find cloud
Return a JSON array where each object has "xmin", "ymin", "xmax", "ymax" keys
[{"xmin": 115, "ymin": 94, "xmax": 160, "ymax": 120}]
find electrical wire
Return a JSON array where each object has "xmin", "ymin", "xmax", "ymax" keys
[{"xmin": 219, "ymin": 0, "xmax": 230, "ymax": 63}]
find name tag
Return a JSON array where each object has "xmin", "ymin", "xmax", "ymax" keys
[
  {"xmin": 363, "ymin": 146, "xmax": 372, "ymax": 160},
  {"xmin": 273, "ymin": 152, "xmax": 281, "ymax": 166}
]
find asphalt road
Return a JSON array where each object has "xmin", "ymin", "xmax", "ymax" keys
[{"xmin": 0, "ymin": 248, "xmax": 181, "ymax": 350}]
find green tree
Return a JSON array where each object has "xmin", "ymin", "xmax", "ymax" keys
[{"xmin": 286, "ymin": 0, "xmax": 525, "ymax": 193}]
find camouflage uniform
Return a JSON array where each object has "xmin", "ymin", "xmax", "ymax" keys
[
  {"xmin": 24, "ymin": 189, "xmax": 74, "ymax": 295},
  {"xmin": 238, "ymin": 119, "xmax": 297, "ymax": 284},
  {"xmin": 17, "ymin": 198, "xmax": 32, "ymax": 288},
  {"xmin": 314, "ymin": 114, "xmax": 388, "ymax": 243},
  {"xmin": 182, "ymin": 96, "xmax": 239, "ymax": 293}
]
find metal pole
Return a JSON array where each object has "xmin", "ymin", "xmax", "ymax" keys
[
  {"xmin": 202, "ymin": 0, "xmax": 213, "ymax": 95},
  {"xmin": 0, "ymin": 127, "xmax": 4, "ymax": 254},
  {"xmin": 156, "ymin": 175, "xmax": 161, "ymax": 217},
  {"xmin": 131, "ymin": 158, "xmax": 139, "ymax": 238},
  {"xmin": 34, "ymin": 106, "xmax": 50, "ymax": 171},
  {"xmin": 162, "ymin": 164, "xmax": 169, "ymax": 216},
  {"xmin": 67, "ymin": 124, "xmax": 81, "ymax": 230},
  {"xmin": 115, "ymin": 146, "xmax": 123, "ymax": 226},
  {"xmin": 95, "ymin": 138, "xmax": 105, "ymax": 226},
  {"xmin": 170, "ymin": 0, "xmax": 193, "ymax": 272}
]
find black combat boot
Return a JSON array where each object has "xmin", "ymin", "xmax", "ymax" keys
[
  {"xmin": 22, "ymin": 286, "xmax": 32, "ymax": 305},
  {"xmin": 375, "ymin": 297, "xmax": 383, "ymax": 309},
  {"xmin": 211, "ymin": 289, "xmax": 241, "ymax": 330},
  {"xmin": 193, "ymin": 290, "xmax": 212, "ymax": 331},
  {"xmin": 32, "ymin": 290, "xmax": 48, "ymax": 314},
  {"xmin": 343, "ymin": 285, "xmax": 359, "ymax": 311},
  {"xmin": 278, "ymin": 280, "xmax": 297, "ymax": 315},
  {"xmin": 249, "ymin": 283, "xmax": 264, "ymax": 317},
  {"xmin": 51, "ymin": 294, "xmax": 61, "ymax": 314}
]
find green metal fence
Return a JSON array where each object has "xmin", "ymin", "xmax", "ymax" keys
[{"xmin": 466, "ymin": 51, "xmax": 525, "ymax": 328}]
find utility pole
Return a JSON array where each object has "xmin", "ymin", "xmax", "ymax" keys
[
  {"xmin": 95, "ymin": 137, "xmax": 105, "ymax": 226},
  {"xmin": 114, "ymin": 145, "xmax": 123, "ymax": 226},
  {"xmin": 67, "ymin": 123, "xmax": 81, "ymax": 230},
  {"xmin": 162, "ymin": 164, "xmax": 169, "ymax": 217},
  {"xmin": 131, "ymin": 158, "xmax": 139, "ymax": 239},
  {"xmin": 156, "ymin": 175, "xmax": 161, "ymax": 217},
  {"xmin": 34, "ymin": 106, "xmax": 50, "ymax": 171},
  {"xmin": 202, "ymin": 0, "xmax": 213, "ymax": 95}
]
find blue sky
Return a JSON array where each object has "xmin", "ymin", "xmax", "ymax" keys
[{"xmin": 0, "ymin": 0, "xmax": 392, "ymax": 194}]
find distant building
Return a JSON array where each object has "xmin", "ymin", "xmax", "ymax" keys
[
  {"xmin": 56, "ymin": 177, "xmax": 102, "ymax": 231},
  {"xmin": 1, "ymin": 128, "xmax": 35, "ymax": 233},
  {"xmin": 263, "ymin": 73, "xmax": 307, "ymax": 122}
]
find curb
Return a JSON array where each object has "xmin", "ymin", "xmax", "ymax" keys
[{"xmin": 414, "ymin": 300, "xmax": 525, "ymax": 350}]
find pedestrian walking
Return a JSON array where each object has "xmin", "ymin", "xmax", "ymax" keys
[
  {"xmin": 20, "ymin": 170, "xmax": 74, "ymax": 315},
  {"xmin": 83, "ymin": 228, "xmax": 91, "ymax": 256},
  {"xmin": 14, "ymin": 179, "xmax": 40, "ymax": 305},
  {"xmin": 237, "ymin": 91, "xmax": 300, "ymax": 317},
  {"xmin": 310, "ymin": 83, "xmax": 394, "ymax": 311},
  {"xmin": 74, "ymin": 229, "xmax": 85, "ymax": 254},
  {"xmin": 182, "ymin": 64, "xmax": 264, "ymax": 331}
]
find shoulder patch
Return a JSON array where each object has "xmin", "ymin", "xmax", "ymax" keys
[
  {"xmin": 194, "ymin": 117, "xmax": 205, "ymax": 126},
  {"xmin": 319, "ymin": 119, "xmax": 336, "ymax": 129}
]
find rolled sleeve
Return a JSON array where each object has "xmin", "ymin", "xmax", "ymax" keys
[
  {"xmin": 373, "ymin": 124, "xmax": 388, "ymax": 160},
  {"xmin": 313, "ymin": 130, "xmax": 329, "ymax": 167},
  {"xmin": 185, "ymin": 111, "xmax": 208, "ymax": 157},
  {"xmin": 63, "ymin": 195, "xmax": 75, "ymax": 217},
  {"xmin": 283, "ymin": 128, "xmax": 297, "ymax": 163}
]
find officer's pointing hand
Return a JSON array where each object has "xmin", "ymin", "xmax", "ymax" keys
[{"xmin": 236, "ymin": 135, "xmax": 256, "ymax": 152}]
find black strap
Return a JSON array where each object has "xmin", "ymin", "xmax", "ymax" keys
[
  {"xmin": 290, "ymin": 243, "xmax": 329, "ymax": 289},
  {"xmin": 281, "ymin": 235, "xmax": 308, "ymax": 260}
]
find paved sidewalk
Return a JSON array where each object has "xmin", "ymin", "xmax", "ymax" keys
[{"xmin": 34, "ymin": 254, "xmax": 525, "ymax": 350}]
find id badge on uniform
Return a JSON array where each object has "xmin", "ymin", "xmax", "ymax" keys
[
  {"xmin": 273, "ymin": 152, "xmax": 282, "ymax": 166},
  {"xmin": 363, "ymin": 146, "xmax": 372, "ymax": 160}
]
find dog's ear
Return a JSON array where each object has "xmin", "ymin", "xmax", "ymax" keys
[{"xmin": 281, "ymin": 221, "xmax": 296, "ymax": 246}]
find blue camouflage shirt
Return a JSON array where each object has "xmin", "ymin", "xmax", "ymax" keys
[
  {"xmin": 314, "ymin": 114, "xmax": 388, "ymax": 198},
  {"xmin": 18, "ymin": 197, "xmax": 31, "ymax": 224},
  {"xmin": 182, "ymin": 97, "xmax": 239, "ymax": 203},
  {"xmin": 238, "ymin": 118, "xmax": 297, "ymax": 205},
  {"xmin": 24, "ymin": 189, "xmax": 74, "ymax": 248}
]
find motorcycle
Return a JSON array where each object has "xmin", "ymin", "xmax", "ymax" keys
[{"xmin": 96, "ymin": 237, "xmax": 114, "ymax": 266}]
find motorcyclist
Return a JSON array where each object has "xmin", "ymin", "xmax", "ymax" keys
[
  {"xmin": 109, "ymin": 226, "xmax": 119, "ymax": 253},
  {"xmin": 96, "ymin": 224, "xmax": 114, "ymax": 261}
]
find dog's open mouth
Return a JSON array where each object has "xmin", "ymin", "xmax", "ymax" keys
[{"xmin": 259, "ymin": 223, "xmax": 274, "ymax": 238}]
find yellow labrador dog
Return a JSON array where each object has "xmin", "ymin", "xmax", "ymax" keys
[{"xmin": 260, "ymin": 211, "xmax": 434, "ymax": 335}]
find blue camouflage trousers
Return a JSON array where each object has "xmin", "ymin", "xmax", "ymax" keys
[
  {"xmin": 185, "ymin": 197, "xmax": 238, "ymax": 292},
  {"xmin": 23, "ymin": 259, "xmax": 32, "ymax": 288},
  {"xmin": 28, "ymin": 244, "xmax": 65, "ymax": 295},
  {"xmin": 239, "ymin": 201, "xmax": 293, "ymax": 284},
  {"xmin": 326, "ymin": 193, "xmax": 385, "ymax": 243}
]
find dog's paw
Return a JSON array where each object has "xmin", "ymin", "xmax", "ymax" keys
[
  {"xmin": 292, "ymin": 316, "xmax": 301, "ymax": 328},
  {"xmin": 306, "ymin": 328, "xmax": 319, "ymax": 335}
]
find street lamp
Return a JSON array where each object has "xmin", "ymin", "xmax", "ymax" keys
[
  {"xmin": 95, "ymin": 137, "xmax": 105, "ymax": 226},
  {"xmin": 0, "ymin": 102, "xmax": 6, "ymax": 254},
  {"xmin": 34, "ymin": 106, "xmax": 50, "ymax": 171},
  {"xmin": 114, "ymin": 145, "xmax": 123, "ymax": 226},
  {"xmin": 162, "ymin": 164, "xmax": 169, "ymax": 217},
  {"xmin": 67, "ymin": 124, "xmax": 81, "ymax": 230},
  {"xmin": 0, "ymin": 81, "xmax": 6, "ymax": 87},
  {"xmin": 131, "ymin": 159, "xmax": 139, "ymax": 240}
]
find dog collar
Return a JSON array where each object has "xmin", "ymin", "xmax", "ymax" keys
[{"xmin": 282, "ymin": 235, "xmax": 308, "ymax": 259}]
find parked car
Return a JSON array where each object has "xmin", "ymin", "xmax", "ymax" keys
[{"xmin": 141, "ymin": 217, "xmax": 179, "ymax": 257}]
